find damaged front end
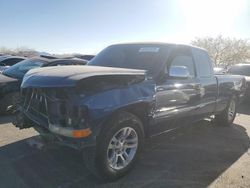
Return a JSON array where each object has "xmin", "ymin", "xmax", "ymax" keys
[
  {"xmin": 13, "ymin": 65, "xmax": 151, "ymax": 149},
  {"xmin": 14, "ymin": 87, "xmax": 94, "ymax": 149}
]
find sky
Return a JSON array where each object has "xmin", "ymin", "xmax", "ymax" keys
[{"xmin": 0, "ymin": 0, "xmax": 249, "ymax": 54}]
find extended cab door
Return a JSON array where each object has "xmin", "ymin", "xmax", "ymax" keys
[
  {"xmin": 152, "ymin": 47, "xmax": 202, "ymax": 134},
  {"xmin": 191, "ymin": 48, "xmax": 217, "ymax": 117}
]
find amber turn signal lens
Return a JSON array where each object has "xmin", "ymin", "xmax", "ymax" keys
[{"xmin": 72, "ymin": 128, "xmax": 92, "ymax": 138}]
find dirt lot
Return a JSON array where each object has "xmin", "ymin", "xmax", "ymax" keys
[{"xmin": 0, "ymin": 104, "xmax": 249, "ymax": 188}]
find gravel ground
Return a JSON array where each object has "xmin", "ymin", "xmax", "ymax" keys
[{"xmin": 0, "ymin": 104, "xmax": 249, "ymax": 188}]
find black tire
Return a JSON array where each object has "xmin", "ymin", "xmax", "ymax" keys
[
  {"xmin": 12, "ymin": 111, "xmax": 33, "ymax": 129},
  {"xmin": 0, "ymin": 92, "xmax": 20, "ymax": 115},
  {"xmin": 215, "ymin": 96, "xmax": 237, "ymax": 126},
  {"xmin": 83, "ymin": 111, "xmax": 144, "ymax": 181}
]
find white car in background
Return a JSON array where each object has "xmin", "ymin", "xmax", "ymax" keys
[{"xmin": 213, "ymin": 67, "xmax": 227, "ymax": 75}]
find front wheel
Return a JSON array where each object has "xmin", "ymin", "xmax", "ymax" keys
[
  {"xmin": 83, "ymin": 112, "xmax": 144, "ymax": 181},
  {"xmin": 215, "ymin": 96, "xmax": 237, "ymax": 126}
]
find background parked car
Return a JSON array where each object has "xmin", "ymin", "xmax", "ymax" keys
[
  {"xmin": 0, "ymin": 56, "xmax": 87, "ymax": 114},
  {"xmin": 74, "ymin": 54, "xmax": 95, "ymax": 61},
  {"xmin": 213, "ymin": 67, "xmax": 227, "ymax": 75},
  {"xmin": 228, "ymin": 64, "xmax": 250, "ymax": 100},
  {"xmin": 0, "ymin": 55, "xmax": 26, "ymax": 72}
]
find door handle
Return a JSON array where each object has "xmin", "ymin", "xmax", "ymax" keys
[
  {"xmin": 194, "ymin": 84, "xmax": 205, "ymax": 96},
  {"xmin": 194, "ymin": 84, "xmax": 202, "ymax": 90}
]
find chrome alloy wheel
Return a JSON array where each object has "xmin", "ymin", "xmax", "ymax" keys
[
  {"xmin": 107, "ymin": 127, "xmax": 138, "ymax": 170},
  {"xmin": 228, "ymin": 99, "xmax": 236, "ymax": 122}
]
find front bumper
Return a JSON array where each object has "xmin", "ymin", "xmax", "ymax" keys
[
  {"xmin": 33, "ymin": 124, "xmax": 96, "ymax": 150},
  {"xmin": 16, "ymin": 106, "xmax": 96, "ymax": 150}
]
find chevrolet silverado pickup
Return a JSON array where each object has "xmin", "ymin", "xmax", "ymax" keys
[{"xmin": 14, "ymin": 43, "xmax": 246, "ymax": 180}]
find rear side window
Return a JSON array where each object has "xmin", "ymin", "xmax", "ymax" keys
[
  {"xmin": 167, "ymin": 48, "xmax": 196, "ymax": 78},
  {"xmin": 193, "ymin": 49, "xmax": 212, "ymax": 78},
  {"xmin": 228, "ymin": 66, "xmax": 250, "ymax": 76}
]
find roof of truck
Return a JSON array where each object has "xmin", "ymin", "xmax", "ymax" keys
[{"xmin": 111, "ymin": 42, "xmax": 206, "ymax": 51}]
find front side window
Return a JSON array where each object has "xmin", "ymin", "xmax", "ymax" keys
[{"xmin": 170, "ymin": 55, "xmax": 195, "ymax": 77}]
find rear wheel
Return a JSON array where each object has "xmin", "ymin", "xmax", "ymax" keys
[
  {"xmin": 215, "ymin": 96, "xmax": 237, "ymax": 126},
  {"xmin": 83, "ymin": 112, "xmax": 144, "ymax": 181}
]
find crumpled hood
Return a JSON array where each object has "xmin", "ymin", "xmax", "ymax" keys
[{"xmin": 22, "ymin": 65, "xmax": 146, "ymax": 88}]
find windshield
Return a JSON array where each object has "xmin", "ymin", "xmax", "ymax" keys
[
  {"xmin": 3, "ymin": 59, "xmax": 45, "ymax": 79},
  {"xmin": 88, "ymin": 44, "xmax": 169, "ymax": 77},
  {"xmin": 228, "ymin": 65, "xmax": 250, "ymax": 76}
]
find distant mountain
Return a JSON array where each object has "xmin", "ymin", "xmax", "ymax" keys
[{"xmin": 37, "ymin": 51, "xmax": 51, "ymax": 56}]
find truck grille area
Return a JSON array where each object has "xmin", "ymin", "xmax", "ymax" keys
[{"xmin": 21, "ymin": 88, "xmax": 81, "ymax": 128}]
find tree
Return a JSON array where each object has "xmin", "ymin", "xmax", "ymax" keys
[
  {"xmin": 0, "ymin": 47, "xmax": 39, "ymax": 57},
  {"xmin": 191, "ymin": 35, "xmax": 250, "ymax": 66}
]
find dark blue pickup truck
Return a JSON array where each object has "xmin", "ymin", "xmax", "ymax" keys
[{"xmin": 15, "ymin": 43, "xmax": 246, "ymax": 180}]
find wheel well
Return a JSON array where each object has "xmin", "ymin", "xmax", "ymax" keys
[
  {"xmin": 121, "ymin": 102, "xmax": 151, "ymax": 136},
  {"xmin": 95, "ymin": 102, "xmax": 152, "ymax": 139},
  {"xmin": 232, "ymin": 92, "xmax": 240, "ymax": 104}
]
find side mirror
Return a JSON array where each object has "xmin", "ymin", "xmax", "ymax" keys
[{"xmin": 169, "ymin": 66, "xmax": 190, "ymax": 79}]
